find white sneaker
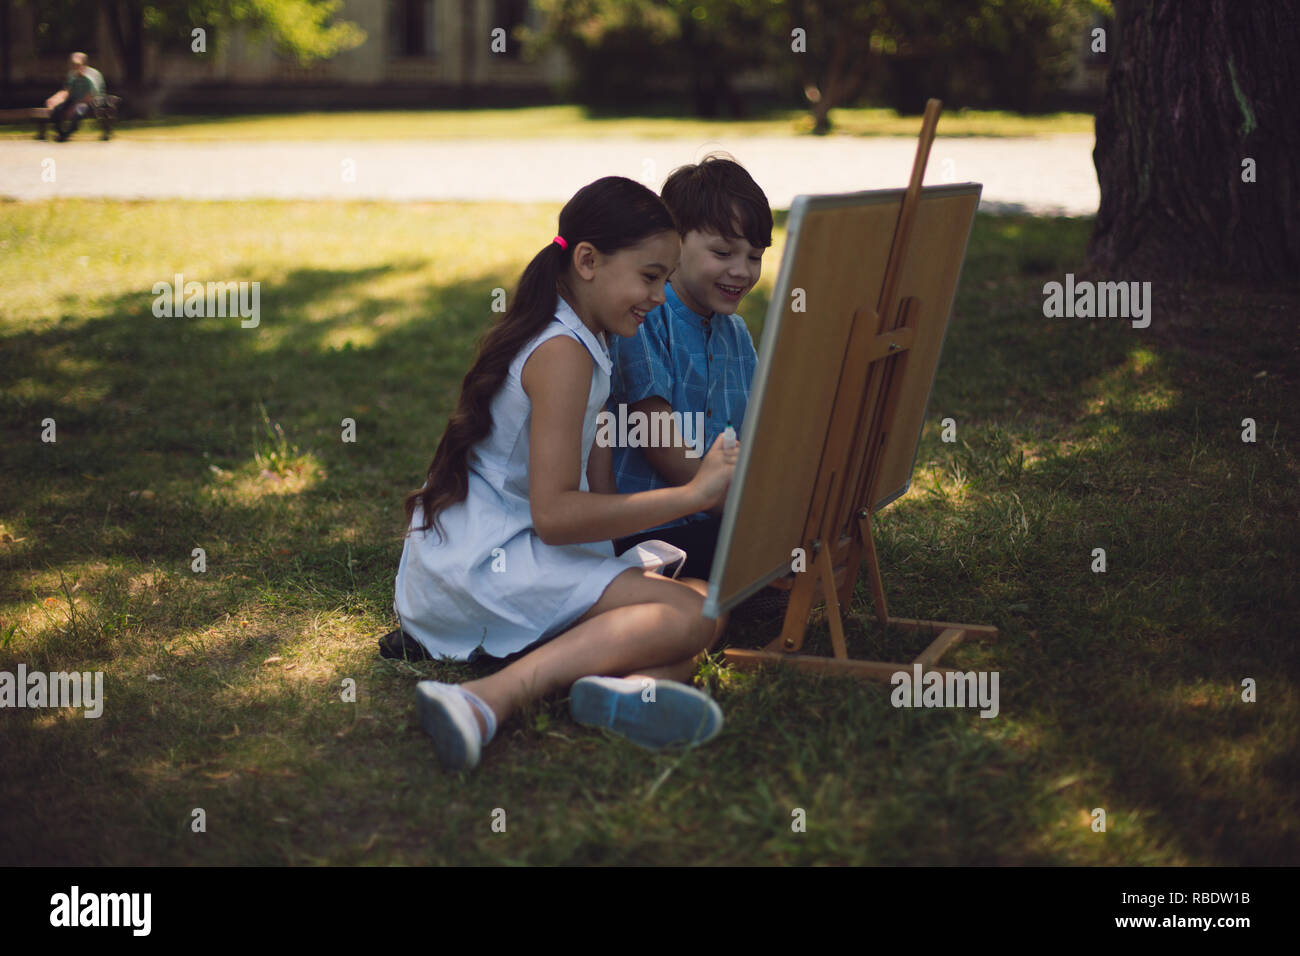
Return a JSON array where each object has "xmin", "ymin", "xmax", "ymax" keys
[{"xmin": 415, "ymin": 681, "xmax": 482, "ymax": 770}]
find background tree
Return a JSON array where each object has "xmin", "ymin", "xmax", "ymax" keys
[
  {"xmin": 785, "ymin": 0, "xmax": 1107, "ymax": 127},
  {"xmin": 1089, "ymin": 0, "xmax": 1300, "ymax": 281},
  {"xmin": 523, "ymin": 0, "xmax": 681, "ymax": 110},
  {"xmin": 83, "ymin": 0, "xmax": 365, "ymax": 110},
  {"xmin": 528, "ymin": 0, "xmax": 1106, "ymax": 131}
]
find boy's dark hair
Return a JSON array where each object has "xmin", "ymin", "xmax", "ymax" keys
[{"xmin": 660, "ymin": 155, "xmax": 772, "ymax": 251}]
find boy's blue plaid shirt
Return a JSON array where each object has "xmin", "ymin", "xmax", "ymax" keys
[{"xmin": 607, "ymin": 281, "xmax": 758, "ymax": 532}]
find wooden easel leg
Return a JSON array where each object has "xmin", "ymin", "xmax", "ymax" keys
[
  {"xmin": 816, "ymin": 543, "xmax": 850, "ymax": 660},
  {"xmin": 767, "ymin": 543, "xmax": 820, "ymax": 653}
]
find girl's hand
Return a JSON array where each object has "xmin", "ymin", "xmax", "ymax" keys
[{"xmin": 688, "ymin": 432, "xmax": 740, "ymax": 512}]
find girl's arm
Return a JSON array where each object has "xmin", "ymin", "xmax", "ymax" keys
[
  {"xmin": 585, "ymin": 432, "xmax": 618, "ymax": 547},
  {"xmin": 522, "ymin": 336, "xmax": 732, "ymax": 546}
]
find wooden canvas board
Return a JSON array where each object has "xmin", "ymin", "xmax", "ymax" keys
[{"xmin": 702, "ymin": 183, "xmax": 982, "ymax": 619}]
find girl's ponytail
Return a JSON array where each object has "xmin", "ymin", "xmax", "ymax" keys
[{"xmin": 404, "ymin": 177, "xmax": 677, "ymax": 540}]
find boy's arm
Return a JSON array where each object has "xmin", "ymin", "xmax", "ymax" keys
[
  {"xmin": 612, "ymin": 313, "xmax": 725, "ymax": 515},
  {"xmin": 631, "ymin": 396, "xmax": 702, "ymax": 486},
  {"xmin": 630, "ymin": 396, "xmax": 725, "ymax": 517}
]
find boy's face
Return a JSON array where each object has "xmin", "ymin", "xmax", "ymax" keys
[{"xmin": 670, "ymin": 221, "xmax": 765, "ymax": 319}]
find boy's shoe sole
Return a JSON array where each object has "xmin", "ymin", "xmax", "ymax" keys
[
  {"xmin": 415, "ymin": 681, "xmax": 481, "ymax": 771},
  {"xmin": 569, "ymin": 676, "xmax": 723, "ymax": 751}
]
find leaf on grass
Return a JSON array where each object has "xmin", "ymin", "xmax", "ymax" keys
[
  {"xmin": 263, "ymin": 655, "xmax": 283, "ymax": 664},
  {"xmin": 1044, "ymin": 774, "xmax": 1084, "ymax": 794}
]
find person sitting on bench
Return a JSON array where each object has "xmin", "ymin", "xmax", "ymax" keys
[{"xmin": 46, "ymin": 52, "xmax": 106, "ymax": 142}]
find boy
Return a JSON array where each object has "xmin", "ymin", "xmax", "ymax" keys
[{"xmin": 607, "ymin": 155, "xmax": 772, "ymax": 582}]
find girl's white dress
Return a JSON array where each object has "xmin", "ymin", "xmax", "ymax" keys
[{"xmin": 394, "ymin": 295, "xmax": 671, "ymax": 661}]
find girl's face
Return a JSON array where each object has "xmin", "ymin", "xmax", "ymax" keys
[
  {"xmin": 573, "ymin": 231, "xmax": 682, "ymax": 339},
  {"xmin": 670, "ymin": 216, "xmax": 765, "ymax": 319}
]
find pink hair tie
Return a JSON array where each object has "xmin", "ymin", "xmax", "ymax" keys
[{"xmin": 553, "ymin": 235, "xmax": 568, "ymax": 250}]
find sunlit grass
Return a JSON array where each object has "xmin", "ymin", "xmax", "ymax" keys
[{"xmin": 0, "ymin": 105, "xmax": 1095, "ymax": 142}]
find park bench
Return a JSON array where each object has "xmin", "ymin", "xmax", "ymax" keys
[{"xmin": 0, "ymin": 95, "xmax": 122, "ymax": 140}]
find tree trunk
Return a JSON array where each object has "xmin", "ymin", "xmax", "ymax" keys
[
  {"xmin": 1089, "ymin": 0, "xmax": 1300, "ymax": 282},
  {"xmin": 1, "ymin": 0, "xmax": 11, "ymax": 92},
  {"xmin": 102, "ymin": 0, "xmax": 148, "ymax": 112},
  {"xmin": 790, "ymin": 1, "xmax": 878, "ymax": 136}
]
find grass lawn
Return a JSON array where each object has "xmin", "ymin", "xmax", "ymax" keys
[
  {"xmin": 0, "ymin": 198, "xmax": 1296, "ymax": 865},
  {"xmin": 0, "ymin": 105, "xmax": 1095, "ymax": 142}
]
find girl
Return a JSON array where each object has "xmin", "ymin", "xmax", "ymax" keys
[{"xmin": 394, "ymin": 176, "xmax": 740, "ymax": 771}]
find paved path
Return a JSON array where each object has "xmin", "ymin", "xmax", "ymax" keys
[{"xmin": 0, "ymin": 134, "xmax": 1097, "ymax": 215}]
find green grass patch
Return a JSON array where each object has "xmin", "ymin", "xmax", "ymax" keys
[
  {"xmin": 0, "ymin": 105, "xmax": 1095, "ymax": 142},
  {"xmin": 0, "ymin": 199, "xmax": 1295, "ymax": 865}
]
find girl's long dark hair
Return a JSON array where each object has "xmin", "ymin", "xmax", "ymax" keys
[{"xmin": 404, "ymin": 176, "xmax": 678, "ymax": 539}]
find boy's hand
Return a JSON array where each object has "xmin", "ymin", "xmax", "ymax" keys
[{"xmin": 688, "ymin": 433, "xmax": 739, "ymax": 512}]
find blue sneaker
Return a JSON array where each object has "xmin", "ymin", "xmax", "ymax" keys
[{"xmin": 569, "ymin": 676, "xmax": 723, "ymax": 750}]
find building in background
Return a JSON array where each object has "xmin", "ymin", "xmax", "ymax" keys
[{"xmin": 0, "ymin": 0, "xmax": 572, "ymax": 110}]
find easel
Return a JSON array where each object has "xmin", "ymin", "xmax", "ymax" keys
[{"xmin": 724, "ymin": 99, "xmax": 998, "ymax": 681}]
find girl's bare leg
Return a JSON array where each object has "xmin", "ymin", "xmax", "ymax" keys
[
  {"xmin": 460, "ymin": 569, "xmax": 725, "ymax": 734},
  {"xmin": 618, "ymin": 577, "xmax": 727, "ymax": 684}
]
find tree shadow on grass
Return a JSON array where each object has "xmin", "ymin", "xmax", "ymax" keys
[{"xmin": 0, "ymin": 259, "xmax": 511, "ymax": 679}]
